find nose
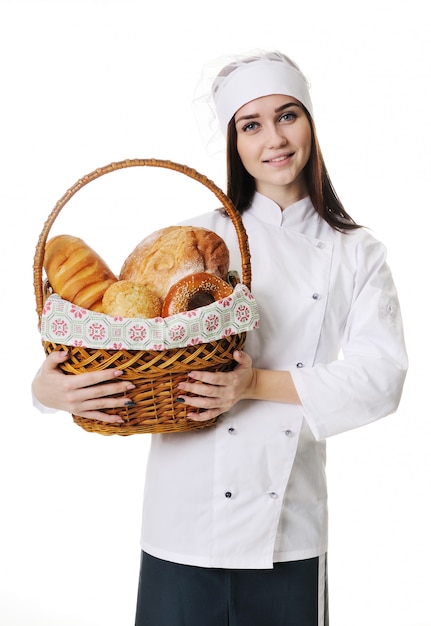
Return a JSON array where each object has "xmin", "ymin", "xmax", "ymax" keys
[{"xmin": 264, "ymin": 124, "xmax": 288, "ymax": 149}]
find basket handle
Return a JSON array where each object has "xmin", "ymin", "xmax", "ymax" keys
[{"xmin": 33, "ymin": 158, "xmax": 252, "ymax": 320}]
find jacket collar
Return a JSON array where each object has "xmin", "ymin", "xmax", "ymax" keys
[{"xmin": 247, "ymin": 192, "xmax": 317, "ymax": 230}]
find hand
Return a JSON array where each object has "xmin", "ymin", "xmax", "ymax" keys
[
  {"xmin": 176, "ymin": 350, "xmax": 256, "ymax": 422},
  {"xmin": 31, "ymin": 351, "xmax": 136, "ymax": 423}
]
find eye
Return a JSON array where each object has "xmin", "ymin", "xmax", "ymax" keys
[
  {"xmin": 279, "ymin": 111, "xmax": 297, "ymax": 123},
  {"xmin": 241, "ymin": 121, "xmax": 260, "ymax": 133}
]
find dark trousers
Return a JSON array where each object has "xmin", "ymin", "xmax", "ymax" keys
[{"xmin": 135, "ymin": 551, "xmax": 328, "ymax": 626}]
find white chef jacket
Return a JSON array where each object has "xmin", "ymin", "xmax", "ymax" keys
[{"xmin": 140, "ymin": 193, "xmax": 408, "ymax": 570}]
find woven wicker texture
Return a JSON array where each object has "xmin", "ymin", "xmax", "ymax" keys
[{"xmin": 34, "ymin": 159, "xmax": 252, "ymax": 435}]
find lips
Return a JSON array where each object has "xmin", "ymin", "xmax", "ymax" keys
[{"xmin": 264, "ymin": 152, "xmax": 294, "ymax": 163}]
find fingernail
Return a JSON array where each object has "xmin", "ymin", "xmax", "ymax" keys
[
  {"xmin": 175, "ymin": 397, "xmax": 185, "ymax": 403},
  {"xmin": 125, "ymin": 401, "xmax": 135, "ymax": 406},
  {"xmin": 126, "ymin": 384, "xmax": 136, "ymax": 390}
]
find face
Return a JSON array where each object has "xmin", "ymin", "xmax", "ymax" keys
[{"xmin": 234, "ymin": 94, "xmax": 312, "ymax": 204}]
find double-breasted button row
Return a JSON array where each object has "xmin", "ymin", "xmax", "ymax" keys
[
  {"xmin": 223, "ymin": 425, "xmax": 295, "ymax": 499},
  {"xmin": 228, "ymin": 426, "xmax": 295, "ymax": 436},
  {"xmin": 224, "ymin": 490, "xmax": 280, "ymax": 499}
]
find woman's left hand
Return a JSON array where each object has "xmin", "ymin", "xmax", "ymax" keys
[{"xmin": 177, "ymin": 350, "xmax": 255, "ymax": 422}]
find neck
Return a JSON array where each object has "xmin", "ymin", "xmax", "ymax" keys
[{"xmin": 256, "ymin": 180, "xmax": 309, "ymax": 211}]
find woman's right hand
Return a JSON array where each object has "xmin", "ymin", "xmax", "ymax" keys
[{"xmin": 31, "ymin": 351, "xmax": 136, "ymax": 423}]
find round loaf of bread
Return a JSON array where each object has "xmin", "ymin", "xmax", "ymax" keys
[
  {"xmin": 102, "ymin": 280, "xmax": 162, "ymax": 318},
  {"xmin": 44, "ymin": 235, "xmax": 118, "ymax": 312},
  {"xmin": 119, "ymin": 226, "xmax": 230, "ymax": 300}
]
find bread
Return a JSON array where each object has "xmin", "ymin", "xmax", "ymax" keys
[
  {"xmin": 44, "ymin": 235, "xmax": 118, "ymax": 312},
  {"xmin": 102, "ymin": 280, "xmax": 162, "ymax": 318},
  {"xmin": 119, "ymin": 226, "xmax": 230, "ymax": 300},
  {"xmin": 162, "ymin": 272, "xmax": 233, "ymax": 317}
]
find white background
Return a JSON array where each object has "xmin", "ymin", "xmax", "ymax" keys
[{"xmin": 0, "ymin": 0, "xmax": 430, "ymax": 624}]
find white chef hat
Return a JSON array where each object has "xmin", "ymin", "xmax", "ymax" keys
[{"xmin": 193, "ymin": 49, "xmax": 313, "ymax": 155}]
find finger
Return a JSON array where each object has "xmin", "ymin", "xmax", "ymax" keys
[
  {"xmin": 177, "ymin": 393, "xmax": 222, "ymax": 409},
  {"xmin": 43, "ymin": 350, "xmax": 70, "ymax": 371},
  {"xmin": 233, "ymin": 350, "xmax": 252, "ymax": 368},
  {"xmin": 79, "ymin": 391, "xmax": 136, "ymax": 410},
  {"xmin": 185, "ymin": 351, "xmax": 252, "ymax": 384},
  {"xmin": 76, "ymin": 410, "xmax": 125, "ymax": 424},
  {"xmin": 180, "ymin": 371, "xmax": 228, "ymax": 387},
  {"xmin": 186, "ymin": 408, "xmax": 221, "ymax": 422},
  {"xmin": 43, "ymin": 352, "xmax": 127, "ymax": 389},
  {"xmin": 72, "ymin": 379, "xmax": 136, "ymax": 401},
  {"xmin": 178, "ymin": 381, "xmax": 223, "ymax": 398},
  {"xmin": 72, "ymin": 395, "xmax": 139, "ymax": 422},
  {"xmin": 62, "ymin": 369, "xmax": 128, "ymax": 393}
]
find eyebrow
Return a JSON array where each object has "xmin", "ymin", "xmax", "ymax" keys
[{"xmin": 235, "ymin": 101, "xmax": 301, "ymax": 125}]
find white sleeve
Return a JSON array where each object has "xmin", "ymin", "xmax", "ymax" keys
[
  {"xmin": 31, "ymin": 370, "xmax": 58, "ymax": 414},
  {"xmin": 291, "ymin": 237, "xmax": 408, "ymax": 440},
  {"xmin": 32, "ymin": 394, "xmax": 57, "ymax": 413}
]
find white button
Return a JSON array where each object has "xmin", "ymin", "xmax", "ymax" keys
[
  {"xmin": 316, "ymin": 242, "xmax": 326, "ymax": 249},
  {"xmin": 268, "ymin": 492, "xmax": 278, "ymax": 499},
  {"xmin": 284, "ymin": 429, "xmax": 293, "ymax": 437},
  {"xmin": 296, "ymin": 362, "xmax": 304, "ymax": 368},
  {"xmin": 228, "ymin": 427, "xmax": 236, "ymax": 434},
  {"xmin": 312, "ymin": 293, "xmax": 320, "ymax": 300}
]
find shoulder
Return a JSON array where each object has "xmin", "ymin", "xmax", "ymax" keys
[
  {"xmin": 178, "ymin": 208, "xmax": 233, "ymax": 235},
  {"xmin": 179, "ymin": 208, "xmax": 227, "ymax": 224},
  {"xmin": 333, "ymin": 224, "xmax": 388, "ymax": 258},
  {"xmin": 328, "ymin": 227, "xmax": 395, "ymax": 293}
]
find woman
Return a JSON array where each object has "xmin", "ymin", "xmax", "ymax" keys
[{"xmin": 33, "ymin": 51, "xmax": 408, "ymax": 625}]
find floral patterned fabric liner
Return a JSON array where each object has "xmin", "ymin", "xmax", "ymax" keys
[{"xmin": 40, "ymin": 283, "xmax": 260, "ymax": 351}]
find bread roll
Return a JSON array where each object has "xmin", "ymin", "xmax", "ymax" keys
[
  {"xmin": 44, "ymin": 235, "xmax": 118, "ymax": 312},
  {"xmin": 119, "ymin": 226, "xmax": 230, "ymax": 300},
  {"xmin": 162, "ymin": 272, "xmax": 233, "ymax": 317},
  {"xmin": 102, "ymin": 280, "xmax": 162, "ymax": 318}
]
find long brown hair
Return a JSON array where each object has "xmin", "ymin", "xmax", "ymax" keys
[{"xmin": 226, "ymin": 106, "xmax": 361, "ymax": 232}]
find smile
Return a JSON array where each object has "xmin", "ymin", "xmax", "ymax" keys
[{"xmin": 264, "ymin": 153, "xmax": 294, "ymax": 163}]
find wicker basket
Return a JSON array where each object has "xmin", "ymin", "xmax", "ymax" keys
[{"xmin": 33, "ymin": 158, "xmax": 252, "ymax": 436}]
